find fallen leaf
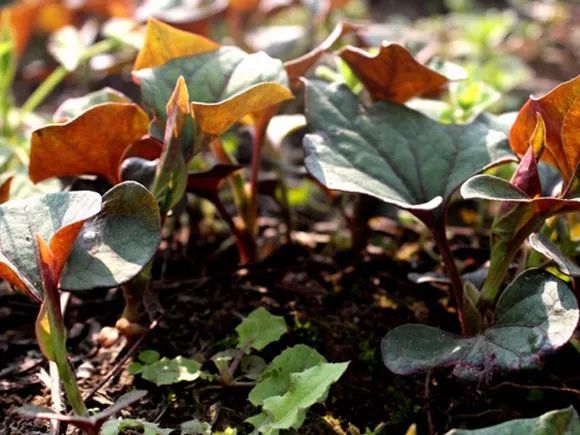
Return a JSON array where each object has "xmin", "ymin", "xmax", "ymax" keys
[{"xmin": 339, "ymin": 43, "xmax": 449, "ymax": 103}]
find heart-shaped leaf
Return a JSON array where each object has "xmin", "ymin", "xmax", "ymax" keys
[
  {"xmin": 303, "ymin": 80, "xmax": 511, "ymax": 213},
  {"xmin": 0, "ymin": 190, "xmax": 102, "ymax": 301},
  {"xmin": 61, "ymin": 181, "xmax": 161, "ymax": 291},
  {"xmin": 382, "ymin": 269, "xmax": 579, "ymax": 377},
  {"xmin": 529, "ymin": 233, "xmax": 580, "ymax": 277},
  {"xmin": 133, "ymin": 17, "xmax": 219, "ymax": 71},
  {"xmin": 445, "ymin": 407, "xmax": 580, "ymax": 435},
  {"xmin": 510, "ymin": 75, "xmax": 580, "ymax": 183},
  {"xmin": 338, "ymin": 43, "xmax": 449, "ymax": 103},
  {"xmin": 30, "ymin": 103, "xmax": 150, "ymax": 184}
]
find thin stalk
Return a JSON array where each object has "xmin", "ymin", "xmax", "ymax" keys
[
  {"xmin": 20, "ymin": 38, "xmax": 118, "ymax": 118},
  {"xmin": 212, "ymin": 193, "xmax": 255, "ymax": 264},
  {"xmin": 426, "ymin": 214, "xmax": 467, "ymax": 335},
  {"xmin": 44, "ymin": 284, "xmax": 87, "ymax": 415},
  {"xmin": 120, "ymin": 260, "xmax": 153, "ymax": 327}
]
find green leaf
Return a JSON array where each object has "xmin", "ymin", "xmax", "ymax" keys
[
  {"xmin": 101, "ymin": 418, "xmax": 173, "ymax": 435},
  {"xmin": 445, "ymin": 406, "xmax": 580, "ymax": 435},
  {"xmin": 180, "ymin": 418, "xmax": 212, "ymax": 435},
  {"xmin": 236, "ymin": 307, "xmax": 288, "ymax": 352},
  {"xmin": 134, "ymin": 47, "xmax": 288, "ymax": 155},
  {"xmin": 53, "ymin": 87, "xmax": 132, "ymax": 122},
  {"xmin": 382, "ymin": 269, "xmax": 579, "ymax": 377},
  {"xmin": 252, "ymin": 362, "xmax": 349, "ymax": 432},
  {"xmin": 461, "ymin": 174, "xmax": 530, "ymax": 202},
  {"xmin": 529, "ymin": 233, "xmax": 580, "ymax": 277},
  {"xmin": 0, "ymin": 190, "xmax": 102, "ymax": 301},
  {"xmin": 249, "ymin": 345, "xmax": 326, "ymax": 406},
  {"xmin": 60, "ymin": 181, "xmax": 161, "ymax": 291},
  {"xmin": 139, "ymin": 349, "xmax": 161, "ymax": 364},
  {"xmin": 303, "ymin": 80, "xmax": 511, "ymax": 213},
  {"xmin": 138, "ymin": 356, "xmax": 202, "ymax": 386}
]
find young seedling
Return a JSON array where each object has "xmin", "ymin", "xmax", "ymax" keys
[{"xmin": 0, "ymin": 181, "xmax": 160, "ymax": 415}]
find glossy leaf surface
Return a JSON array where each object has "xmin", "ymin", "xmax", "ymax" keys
[
  {"xmin": 30, "ymin": 103, "xmax": 150, "ymax": 184},
  {"xmin": 446, "ymin": 407, "xmax": 579, "ymax": 435},
  {"xmin": 382, "ymin": 269, "xmax": 579, "ymax": 377},
  {"xmin": 529, "ymin": 233, "xmax": 580, "ymax": 277},
  {"xmin": 510, "ymin": 75, "xmax": 580, "ymax": 182},
  {"xmin": 339, "ymin": 43, "xmax": 449, "ymax": 103},
  {"xmin": 61, "ymin": 182, "xmax": 161, "ymax": 291},
  {"xmin": 303, "ymin": 80, "xmax": 510, "ymax": 212}
]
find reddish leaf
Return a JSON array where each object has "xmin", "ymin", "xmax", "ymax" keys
[
  {"xmin": 284, "ymin": 21, "xmax": 358, "ymax": 82},
  {"xmin": 30, "ymin": 103, "xmax": 150, "ymax": 184},
  {"xmin": 187, "ymin": 164, "xmax": 243, "ymax": 197},
  {"xmin": 338, "ymin": 43, "xmax": 449, "ymax": 103},
  {"xmin": 510, "ymin": 75, "xmax": 580, "ymax": 183}
]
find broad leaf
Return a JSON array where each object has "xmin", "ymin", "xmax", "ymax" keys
[
  {"xmin": 30, "ymin": 103, "xmax": 150, "ymax": 184},
  {"xmin": 53, "ymin": 87, "xmax": 132, "ymax": 122},
  {"xmin": 249, "ymin": 345, "xmax": 326, "ymax": 406},
  {"xmin": 102, "ymin": 418, "xmax": 173, "ymax": 435},
  {"xmin": 133, "ymin": 17, "xmax": 219, "ymax": 71},
  {"xmin": 236, "ymin": 307, "xmax": 287, "ymax": 352},
  {"xmin": 133, "ymin": 355, "xmax": 202, "ymax": 386},
  {"xmin": 248, "ymin": 362, "xmax": 349, "ymax": 433},
  {"xmin": 338, "ymin": 43, "xmax": 449, "ymax": 103},
  {"xmin": 61, "ymin": 181, "xmax": 161, "ymax": 291},
  {"xmin": 445, "ymin": 406, "xmax": 580, "ymax": 435},
  {"xmin": 0, "ymin": 190, "xmax": 102, "ymax": 301},
  {"xmin": 529, "ymin": 233, "xmax": 580, "ymax": 277},
  {"xmin": 134, "ymin": 41, "xmax": 291, "ymax": 151},
  {"xmin": 186, "ymin": 164, "xmax": 243, "ymax": 198},
  {"xmin": 303, "ymin": 80, "xmax": 511, "ymax": 213},
  {"xmin": 510, "ymin": 75, "xmax": 580, "ymax": 183},
  {"xmin": 382, "ymin": 269, "xmax": 579, "ymax": 377}
]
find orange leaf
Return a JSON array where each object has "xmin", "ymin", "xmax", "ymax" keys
[
  {"xmin": 0, "ymin": 176, "xmax": 12, "ymax": 204},
  {"xmin": 229, "ymin": 0, "xmax": 260, "ymax": 12},
  {"xmin": 510, "ymin": 75, "xmax": 580, "ymax": 183},
  {"xmin": 1, "ymin": 1, "xmax": 42, "ymax": 56},
  {"xmin": 191, "ymin": 82, "xmax": 293, "ymax": 135},
  {"xmin": 284, "ymin": 21, "xmax": 358, "ymax": 82},
  {"xmin": 133, "ymin": 17, "xmax": 219, "ymax": 71},
  {"xmin": 339, "ymin": 43, "xmax": 449, "ymax": 103},
  {"xmin": 30, "ymin": 103, "xmax": 149, "ymax": 184},
  {"xmin": 165, "ymin": 75, "xmax": 190, "ymax": 141}
]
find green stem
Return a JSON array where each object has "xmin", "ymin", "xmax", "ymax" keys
[
  {"xmin": 20, "ymin": 38, "xmax": 118, "ymax": 118},
  {"xmin": 121, "ymin": 260, "xmax": 153, "ymax": 326},
  {"xmin": 44, "ymin": 286, "xmax": 87, "ymax": 415},
  {"xmin": 479, "ymin": 212, "xmax": 545, "ymax": 313}
]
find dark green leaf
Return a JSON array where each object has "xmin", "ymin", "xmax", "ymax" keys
[
  {"xmin": 382, "ymin": 269, "xmax": 579, "ymax": 377},
  {"xmin": 61, "ymin": 181, "xmax": 161, "ymax": 291},
  {"xmin": 529, "ymin": 233, "xmax": 580, "ymax": 277},
  {"xmin": 303, "ymin": 80, "xmax": 511, "ymax": 213}
]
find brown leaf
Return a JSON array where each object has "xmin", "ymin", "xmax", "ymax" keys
[
  {"xmin": 133, "ymin": 17, "xmax": 220, "ymax": 72},
  {"xmin": 0, "ymin": 176, "xmax": 12, "ymax": 204},
  {"xmin": 510, "ymin": 75, "xmax": 580, "ymax": 183},
  {"xmin": 284, "ymin": 21, "xmax": 358, "ymax": 83},
  {"xmin": 30, "ymin": 103, "xmax": 149, "ymax": 184},
  {"xmin": 339, "ymin": 43, "xmax": 449, "ymax": 103}
]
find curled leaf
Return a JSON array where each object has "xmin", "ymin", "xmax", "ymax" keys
[
  {"xmin": 510, "ymin": 75, "xmax": 580, "ymax": 183},
  {"xmin": 339, "ymin": 43, "xmax": 449, "ymax": 103},
  {"xmin": 529, "ymin": 233, "xmax": 580, "ymax": 277},
  {"xmin": 186, "ymin": 163, "xmax": 243, "ymax": 197},
  {"xmin": 30, "ymin": 103, "xmax": 150, "ymax": 184}
]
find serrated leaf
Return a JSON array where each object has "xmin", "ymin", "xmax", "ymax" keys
[
  {"xmin": 529, "ymin": 233, "xmax": 580, "ymax": 277},
  {"xmin": 139, "ymin": 356, "xmax": 202, "ymax": 386},
  {"xmin": 382, "ymin": 269, "xmax": 579, "ymax": 377},
  {"xmin": 236, "ymin": 307, "xmax": 287, "ymax": 352},
  {"xmin": 338, "ymin": 43, "xmax": 449, "ymax": 103},
  {"xmin": 53, "ymin": 88, "xmax": 132, "ymax": 122},
  {"xmin": 259, "ymin": 362, "xmax": 349, "ymax": 431},
  {"xmin": 249, "ymin": 344, "xmax": 326, "ymax": 406},
  {"xmin": 133, "ymin": 17, "xmax": 219, "ymax": 71},
  {"xmin": 30, "ymin": 103, "xmax": 150, "ymax": 185},
  {"xmin": 510, "ymin": 75, "xmax": 580, "ymax": 183},
  {"xmin": 0, "ymin": 190, "xmax": 102, "ymax": 301},
  {"xmin": 60, "ymin": 182, "xmax": 161, "ymax": 291},
  {"xmin": 101, "ymin": 418, "xmax": 173, "ymax": 435},
  {"xmin": 445, "ymin": 406, "xmax": 580, "ymax": 435},
  {"xmin": 303, "ymin": 80, "xmax": 511, "ymax": 213}
]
